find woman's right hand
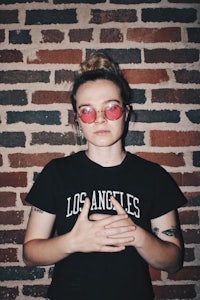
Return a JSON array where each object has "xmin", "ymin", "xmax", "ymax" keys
[{"xmin": 68, "ymin": 198, "xmax": 135, "ymax": 253}]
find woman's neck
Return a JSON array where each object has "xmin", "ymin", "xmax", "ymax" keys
[{"xmin": 85, "ymin": 145, "xmax": 126, "ymax": 167}]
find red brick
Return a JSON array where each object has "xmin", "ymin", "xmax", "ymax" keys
[
  {"xmin": 149, "ymin": 267, "xmax": 161, "ymax": 281},
  {"xmin": 136, "ymin": 152, "xmax": 185, "ymax": 167},
  {"xmin": 32, "ymin": 91, "xmax": 71, "ymax": 104},
  {"xmin": 100, "ymin": 28, "xmax": 123, "ymax": 43},
  {"xmin": 41, "ymin": 29, "xmax": 64, "ymax": 43},
  {"xmin": 0, "ymin": 172, "xmax": 27, "ymax": 187},
  {"xmin": 0, "ymin": 154, "xmax": 2, "ymax": 166},
  {"xmin": 150, "ymin": 130, "xmax": 200, "ymax": 147},
  {"xmin": 127, "ymin": 27, "xmax": 181, "ymax": 43},
  {"xmin": 168, "ymin": 266, "xmax": 200, "ymax": 281},
  {"xmin": 0, "ymin": 192, "xmax": 16, "ymax": 207},
  {"xmin": 0, "ymin": 211, "xmax": 24, "ymax": 225},
  {"xmin": 27, "ymin": 49, "xmax": 82, "ymax": 64},
  {"xmin": 0, "ymin": 248, "xmax": 18, "ymax": 262},
  {"xmin": 171, "ymin": 172, "xmax": 200, "ymax": 187},
  {"xmin": 153, "ymin": 284, "xmax": 196, "ymax": 299},
  {"xmin": 184, "ymin": 191, "xmax": 200, "ymax": 205},
  {"xmin": 179, "ymin": 210, "xmax": 199, "ymax": 225},
  {"xmin": 8, "ymin": 153, "xmax": 64, "ymax": 168},
  {"xmin": 123, "ymin": 69, "xmax": 169, "ymax": 84},
  {"xmin": 69, "ymin": 29, "xmax": 93, "ymax": 42},
  {"xmin": 183, "ymin": 229, "xmax": 200, "ymax": 244}
]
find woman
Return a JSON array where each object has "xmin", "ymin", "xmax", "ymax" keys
[{"xmin": 23, "ymin": 51, "xmax": 186, "ymax": 300}]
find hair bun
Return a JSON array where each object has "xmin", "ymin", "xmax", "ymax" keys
[{"xmin": 79, "ymin": 51, "xmax": 119, "ymax": 75}]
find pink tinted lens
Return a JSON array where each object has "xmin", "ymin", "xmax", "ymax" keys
[
  {"xmin": 105, "ymin": 105, "xmax": 123, "ymax": 120},
  {"xmin": 79, "ymin": 108, "xmax": 96, "ymax": 123}
]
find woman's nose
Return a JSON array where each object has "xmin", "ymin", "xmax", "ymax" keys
[{"xmin": 94, "ymin": 110, "xmax": 106, "ymax": 123}]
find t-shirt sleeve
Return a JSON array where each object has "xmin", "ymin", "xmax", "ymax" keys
[
  {"xmin": 25, "ymin": 160, "xmax": 58, "ymax": 214},
  {"xmin": 150, "ymin": 164, "xmax": 187, "ymax": 219}
]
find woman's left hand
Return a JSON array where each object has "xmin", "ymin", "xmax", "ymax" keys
[{"xmin": 89, "ymin": 196, "xmax": 136, "ymax": 246}]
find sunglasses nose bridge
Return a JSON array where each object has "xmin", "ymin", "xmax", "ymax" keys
[{"xmin": 94, "ymin": 109, "xmax": 107, "ymax": 123}]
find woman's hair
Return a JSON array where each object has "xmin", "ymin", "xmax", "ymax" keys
[{"xmin": 71, "ymin": 51, "xmax": 131, "ymax": 113}]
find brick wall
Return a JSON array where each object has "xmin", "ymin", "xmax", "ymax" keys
[{"xmin": 0, "ymin": 0, "xmax": 200, "ymax": 299}]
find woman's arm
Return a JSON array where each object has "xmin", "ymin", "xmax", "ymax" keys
[
  {"xmin": 23, "ymin": 199, "xmax": 135, "ymax": 266},
  {"xmin": 92, "ymin": 196, "xmax": 184, "ymax": 273}
]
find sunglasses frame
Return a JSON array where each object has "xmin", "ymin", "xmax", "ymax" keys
[{"xmin": 78, "ymin": 103, "xmax": 125, "ymax": 124}]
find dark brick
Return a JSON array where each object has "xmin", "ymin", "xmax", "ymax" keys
[
  {"xmin": 0, "ymin": 211, "xmax": 24, "ymax": 225},
  {"xmin": 174, "ymin": 69, "xmax": 200, "ymax": 84},
  {"xmin": 144, "ymin": 49, "xmax": 199, "ymax": 63},
  {"xmin": 193, "ymin": 151, "xmax": 200, "ymax": 167},
  {"xmin": 0, "ymin": 70, "xmax": 50, "ymax": 84},
  {"xmin": 179, "ymin": 210, "xmax": 199, "ymax": 225},
  {"xmin": 187, "ymin": 27, "xmax": 200, "ymax": 43},
  {"xmin": 125, "ymin": 131, "xmax": 145, "ymax": 146},
  {"xmin": 0, "ymin": 230, "xmax": 25, "ymax": 244},
  {"xmin": 183, "ymin": 229, "xmax": 200, "ymax": 244},
  {"xmin": 0, "ymin": 132, "xmax": 25, "ymax": 148},
  {"xmin": 153, "ymin": 284, "xmax": 196, "ymax": 299},
  {"xmin": 0, "ymin": 50, "xmax": 23, "ymax": 63},
  {"xmin": 32, "ymin": 91, "xmax": 71, "ymax": 104},
  {"xmin": 23, "ymin": 285, "xmax": 49, "ymax": 297},
  {"xmin": 31, "ymin": 131, "xmax": 76, "ymax": 145},
  {"xmin": 0, "ymin": 287, "xmax": 19, "ymax": 300},
  {"xmin": 152, "ymin": 89, "xmax": 200, "ymax": 104},
  {"xmin": 0, "ymin": 90, "xmax": 27, "ymax": 105},
  {"xmin": 0, "ymin": 248, "xmax": 18, "ymax": 263},
  {"xmin": 7, "ymin": 111, "xmax": 61, "ymax": 125},
  {"xmin": 69, "ymin": 29, "xmax": 93, "ymax": 42},
  {"xmin": 41, "ymin": 29, "xmax": 64, "ymax": 43},
  {"xmin": 168, "ymin": 266, "xmax": 200, "ymax": 281},
  {"xmin": 184, "ymin": 192, "xmax": 200, "ymax": 206},
  {"xmin": 54, "ymin": 0, "xmax": 105, "ymax": 2},
  {"xmin": 134, "ymin": 110, "xmax": 180, "ymax": 123},
  {"xmin": 100, "ymin": 28, "xmax": 123, "ymax": 43},
  {"xmin": 9, "ymin": 30, "xmax": 31, "ymax": 44},
  {"xmin": 86, "ymin": 48, "xmax": 141, "ymax": 64},
  {"xmin": 130, "ymin": 89, "xmax": 146, "ymax": 104},
  {"xmin": 127, "ymin": 27, "xmax": 181, "ymax": 43},
  {"xmin": 142, "ymin": 8, "xmax": 197, "ymax": 23},
  {"xmin": 90, "ymin": 9, "xmax": 137, "ymax": 24},
  {"xmin": 111, "ymin": 0, "xmax": 160, "ymax": 2},
  {"xmin": 1, "ymin": 0, "xmax": 47, "ymax": 3},
  {"xmin": 0, "ymin": 266, "xmax": 45, "ymax": 281},
  {"xmin": 0, "ymin": 10, "xmax": 18, "ymax": 24},
  {"xmin": 184, "ymin": 247, "xmax": 195, "ymax": 263},
  {"xmin": 25, "ymin": 9, "xmax": 77, "ymax": 25},
  {"xmin": 55, "ymin": 70, "xmax": 76, "ymax": 84},
  {"xmin": 0, "ymin": 30, "xmax": 5, "ymax": 42},
  {"xmin": 186, "ymin": 110, "xmax": 200, "ymax": 124}
]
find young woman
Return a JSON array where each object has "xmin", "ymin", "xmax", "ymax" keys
[{"xmin": 23, "ymin": 52, "xmax": 186, "ymax": 300}]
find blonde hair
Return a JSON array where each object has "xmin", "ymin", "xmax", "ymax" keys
[{"xmin": 79, "ymin": 51, "xmax": 120, "ymax": 75}]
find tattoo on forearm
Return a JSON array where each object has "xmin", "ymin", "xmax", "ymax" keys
[
  {"xmin": 33, "ymin": 207, "xmax": 44, "ymax": 214},
  {"xmin": 162, "ymin": 227, "xmax": 180, "ymax": 239},
  {"xmin": 152, "ymin": 226, "xmax": 180, "ymax": 239},
  {"xmin": 152, "ymin": 227, "xmax": 159, "ymax": 237}
]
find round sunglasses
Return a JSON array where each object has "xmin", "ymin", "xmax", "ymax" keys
[{"xmin": 78, "ymin": 104, "xmax": 124, "ymax": 124}]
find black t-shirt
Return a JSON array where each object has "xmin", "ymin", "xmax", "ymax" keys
[{"xmin": 26, "ymin": 151, "xmax": 186, "ymax": 300}]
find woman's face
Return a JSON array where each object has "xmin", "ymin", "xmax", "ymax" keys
[{"xmin": 75, "ymin": 79, "xmax": 128, "ymax": 149}]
